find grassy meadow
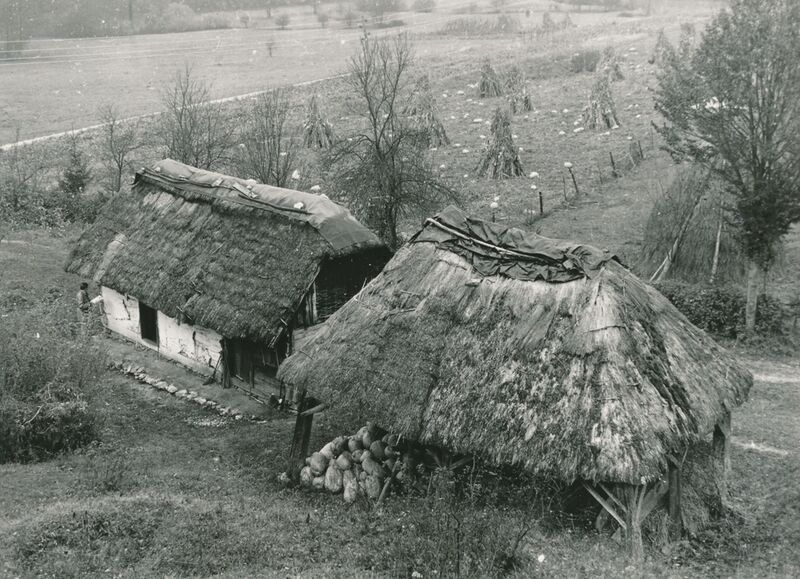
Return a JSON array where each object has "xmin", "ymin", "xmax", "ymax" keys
[
  {"xmin": 2, "ymin": 1, "xmax": 799, "ymax": 576},
  {"xmin": 0, "ymin": 232, "xmax": 798, "ymax": 577},
  {"xmin": 1, "ymin": 1, "xmax": 711, "ymax": 145}
]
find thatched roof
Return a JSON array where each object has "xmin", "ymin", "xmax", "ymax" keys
[
  {"xmin": 278, "ymin": 206, "xmax": 752, "ymax": 484},
  {"xmin": 66, "ymin": 159, "xmax": 385, "ymax": 342}
]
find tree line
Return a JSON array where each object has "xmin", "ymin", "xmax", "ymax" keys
[{"xmin": 0, "ymin": 0, "xmax": 306, "ymax": 43}]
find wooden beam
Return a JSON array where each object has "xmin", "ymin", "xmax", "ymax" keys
[
  {"xmin": 300, "ymin": 402, "xmax": 327, "ymax": 416},
  {"xmin": 713, "ymin": 410, "xmax": 731, "ymax": 514},
  {"xmin": 668, "ymin": 458, "xmax": 683, "ymax": 540},
  {"xmin": 599, "ymin": 482, "xmax": 628, "ymax": 515},
  {"xmin": 287, "ymin": 392, "xmax": 316, "ymax": 481},
  {"xmin": 584, "ymin": 483, "xmax": 627, "ymax": 531}
]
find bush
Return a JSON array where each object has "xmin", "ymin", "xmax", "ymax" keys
[
  {"xmin": 0, "ymin": 400, "xmax": 97, "ymax": 464},
  {"xmin": 439, "ymin": 15, "xmax": 520, "ymax": 36},
  {"xmin": 275, "ymin": 13, "xmax": 290, "ymax": 29},
  {"xmin": 0, "ymin": 303, "xmax": 105, "ymax": 463},
  {"xmin": 368, "ymin": 464, "xmax": 556, "ymax": 576},
  {"xmin": 654, "ymin": 281, "xmax": 787, "ymax": 338},
  {"xmin": 413, "ymin": 0, "xmax": 436, "ymax": 12},
  {"xmin": 374, "ymin": 18, "xmax": 406, "ymax": 29},
  {"xmin": 569, "ymin": 49, "xmax": 601, "ymax": 73}
]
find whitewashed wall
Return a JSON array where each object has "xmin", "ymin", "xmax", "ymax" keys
[{"xmin": 101, "ymin": 286, "xmax": 222, "ymax": 375}]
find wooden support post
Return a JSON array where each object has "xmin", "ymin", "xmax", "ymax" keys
[
  {"xmin": 637, "ymin": 140, "xmax": 645, "ymax": 161},
  {"xmin": 609, "ymin": 151, "xmax": 618, "ymax": 177},
  {"xmin": 623, "ymin": 484, "xmax": 645, "ymax": 563},
  {"xmin": 713, "ymin": 410, "xmax": 731, "ymax": 514},
  {"xmin": 668, "ymin": 458, "xmax": 683, "ymax": 540},
  {"xmin": 287, "ymin": 391, "xmax": 316, "ymax": 481},
  {"xmin": 221, "ymin": 340, "xmax": 231, "ymax": 389},
  {"xmin": 567, "ymin": 167, "xmax": 581, "ymax": 197},
  {"xmin": 584, "ymin": 483, "xmax": 627, "ymax": 530},
  {"xmin": 538, "ymin": 191, "xmax": 544, "ymax": 215}
]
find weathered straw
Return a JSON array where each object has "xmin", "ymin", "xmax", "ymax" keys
[{"xmin": 279, "ymin": 217, "xmax": 752, "ymax": 484}]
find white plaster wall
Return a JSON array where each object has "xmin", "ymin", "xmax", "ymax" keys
[
  {"xmin": 156, "ymin": 310, "xmax": 222, "ymax": 374},
  {"xmin": 101, "ymin": 286, "xmax": 222, "ymax": 375},
  {"xmin": 102, "ymin": 286, "xmax": 142, "ymax": 343}
]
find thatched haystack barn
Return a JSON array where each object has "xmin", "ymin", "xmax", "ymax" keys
[
  {"xmin": 67, "ymin": 159, "xmax": 389, "ymax": 400},
  {"xmin": 640, "ymin": 166, "xmax": 743, "ymax": 284},
  {"xmin": 278, "ymin": 205, "xmax": 752, "ymax": 553}
]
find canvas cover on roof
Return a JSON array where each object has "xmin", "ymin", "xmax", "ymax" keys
[
  {"xmin": 414, "ymin": 205, "xmax": 617, "ymax": 282},
  {"xmin": 143, "ymin": 159, "xmax": 378, "ymax": 252}
]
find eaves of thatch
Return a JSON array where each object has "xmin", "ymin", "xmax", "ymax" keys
[
  {"xmin": 66, "ymin": 159, "xmax": 385, "ymax": 342},
  {"xmin": 278, "ymin": 206, "xmax": 752, "ymax": 485}
]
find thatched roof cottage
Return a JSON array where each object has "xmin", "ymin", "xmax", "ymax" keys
[
  {"xmin": 67, "ymin": 159, "xmax": 389, "ymax": 400},
  {"xmin": 278, "ymin": 205, "xmax": 752, "ymax": 549}
]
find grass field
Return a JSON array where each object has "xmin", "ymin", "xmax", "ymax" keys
[
  {"xmin": 2, "ymin": 2, "xmax": 799, "ymax": 575},
  {"xmin": 0, "ymin": 1, "xmax": 716, "ymax": 145},
  {"xmin": 0, "ymin": 232, "xmax": 798, "ymax": 577}
]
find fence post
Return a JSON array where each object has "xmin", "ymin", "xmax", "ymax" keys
[
  {"xmin": 609, "ymin": 151, "xmax": 618, "ymax": 177},
  {"xmin": 287, "ymin": 391, "xmax": 316, "ymax": 481},
  {"xmin": 538, "ymin": 191, "xmax": 544, "ymax": 215}
]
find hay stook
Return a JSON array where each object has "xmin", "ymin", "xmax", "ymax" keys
[
  {"xmin": 597, "ymin": 46, "xmax": 624, "ymax": 81},
  {"xmin": 478, "ymin": 59, "xmax": 503, "ymax": 98},
  {"xmin": 582, "ymin": 75, "xmax": 619, "ymax": 130},
  {"xmin": 302, "ymin": 93, "xmax": 335, "ymax": 149},
  {"xmin": 505, "ymin": 65, "xmax": 533, "ymax": 114},
  {"xmin": 403, "ymin": 74, "xmax": 450, "ymax": 148},
  {"xmin": 475, "ymin": 108, "xmax": 525, "ymax": 178}
]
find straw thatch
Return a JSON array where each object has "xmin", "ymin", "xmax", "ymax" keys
[
  {"xmin": 279, "ymin": 206, "xmax": 752, "ymax": 485},
  {"xmin": 66, "ymin": 159, "xmax": 384, "ymax": 342}
]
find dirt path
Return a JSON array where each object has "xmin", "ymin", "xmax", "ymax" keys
[
  {"xmin": 101, "ymin": 334, "xmax": 272, "ymax": 420},
  {"xmin": 730, "ymin": 356, "xmax": 799, "ymax": 459}
]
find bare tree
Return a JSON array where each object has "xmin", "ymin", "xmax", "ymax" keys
[
  {"xmin": 327, "ymin": 33, "xmax": 455, "ymax": 250},
  {"xmin": 98, "ymin": 104, "xmax": 143, "ymax": 192},
  {"xmin": 156, "ymin": 66, "xmax": 234, "ymax": 170},
  {"xmin": 654, "ymin": 0, "xmax": 800, "ymax": 333},
  {"xmin": 234, "ymin": 90, "xmax": 297, "ymax": 188}
]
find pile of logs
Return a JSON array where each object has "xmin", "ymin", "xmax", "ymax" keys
[{"xmin": 299, "ymin": 422, "xmax": 423, "ymax": 503}]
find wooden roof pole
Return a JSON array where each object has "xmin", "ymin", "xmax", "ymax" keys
[
  {"xmin": 713, "ymin": 409, "xmax": 731, "ymax": 515},
  {"xmin": 668, "ymin": 457, "xmax": 683, "ymax": 540}
]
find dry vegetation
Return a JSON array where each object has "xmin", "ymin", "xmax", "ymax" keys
[{"xmin": 1, "ymin": 1, "xmax": 798, "ymax": 575}]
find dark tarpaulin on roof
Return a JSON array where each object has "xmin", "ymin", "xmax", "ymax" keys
[{"xmin": 411, "ymin": 205, "xmax": 617, "ymax": 282}]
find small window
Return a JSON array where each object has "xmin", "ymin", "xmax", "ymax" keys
[{"xmin": 139, "ymin": 302, "xmax": 159, "ymax": 344}]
